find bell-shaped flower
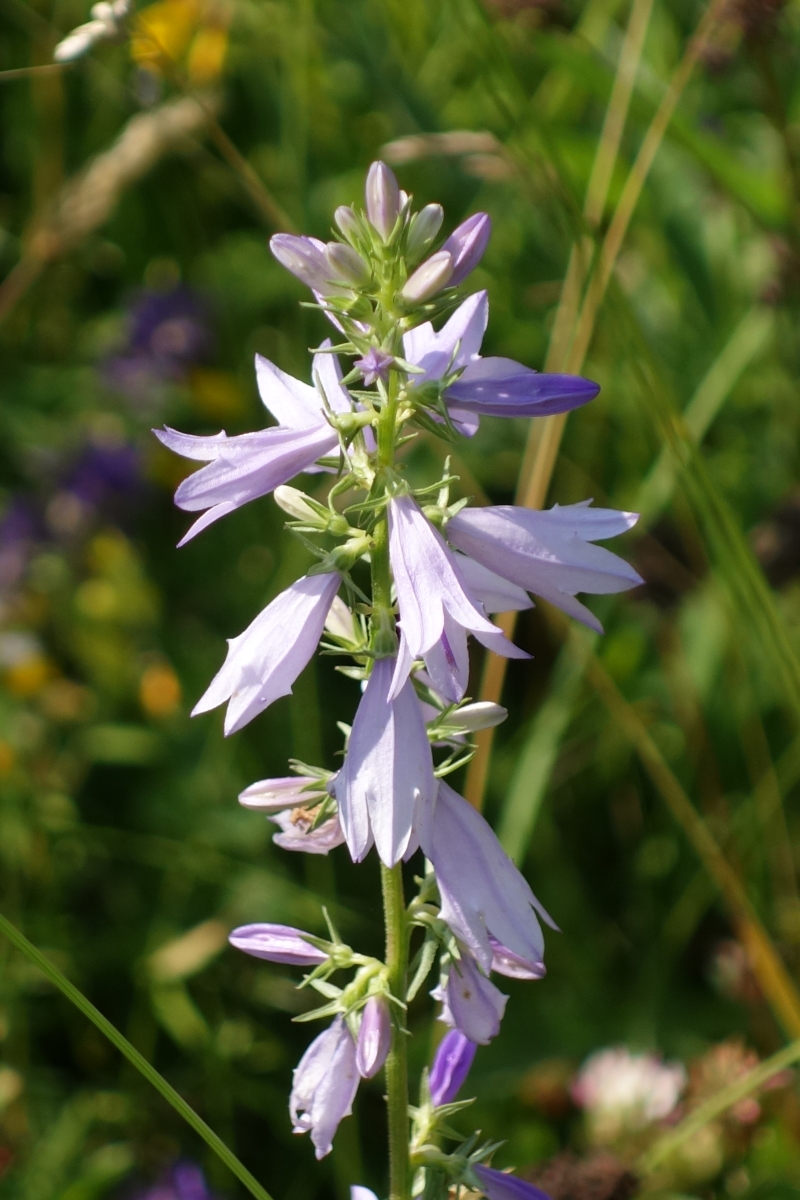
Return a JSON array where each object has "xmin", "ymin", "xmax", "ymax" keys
[
  {"xmin": 388, "ymin": 495, "xmax": 528, "ymax": 700},
  {"xmin": 456, "ymin": 553, "xmax": 533, "ymax": 616},
  {"xmin": 155, "ymin": 346, "xmax": 349, "ymax": 544},
  {"xmin": 429, "ymin": 1029, "xmax": 477, "ymax": 1106},
  {"xmin": 271, "ymin": 809, "xmax": 346, "ymax": 855},
  {"xmin": 402, "ymin": 291, "xmax": 598, "ymax": 434},
  {"xmin": 433, "ymin": 953, "xmax": 508, "ymax": 1045},
  {"xmin": 193, "ymin": 571, "xmax": 341, "ymax": 735},
  {"xmin": 290, "ymin": 1016, "xmax": 359, "ymax": 1159},
  {"xmin": 422, "ymin": 782, "xmax": 555, "ymax": 975},
  {"xmin": 228, "ymin": 923, "xmax": 328, "ymax": 967},
  {"xmin": 447, "ymin": 500, "xmax": 642, "ymax": 633},
  {"xmin": 355, "ymin": 996, "xmax": 391, "ymax": 1079},
  {"xmin": 472, "ymin": 1165, "xmax": 551, "ymax": 1200},
  {"xmin": 334, "ymin": 657, "xmax": 436, "ymax": 866}
]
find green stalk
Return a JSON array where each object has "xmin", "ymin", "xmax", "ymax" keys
[{"xmin": 0, "ymin": 910, "xmax": 273, "ymax": 1200}]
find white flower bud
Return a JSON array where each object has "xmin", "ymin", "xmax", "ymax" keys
[
  {"xmin": 406, "ymin": 204, "xmax": 444, "ymax": 261},
  {"xmin": 401, "ymin": 250, "xmax": 453, "ymax": 303},
  {"xmin": 274, "ymin": 485, "xmax": 321, "ymax": 523},
  {"xmin": 448, "ymin": 701, "xmax": 507, "ymax": 732}
]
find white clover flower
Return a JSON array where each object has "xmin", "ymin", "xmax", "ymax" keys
[{"xmin": 572, "ymin": 1046, "xmax": 686, "ymax": 1144}]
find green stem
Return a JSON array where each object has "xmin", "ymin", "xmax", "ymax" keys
[
  {"xmin": 0, "ymin": 910, "xmax": 273, "ymax": 1200},
  {"xmin": 381, "ymin": 862, "xmax": 410, "ymax": 1200}
]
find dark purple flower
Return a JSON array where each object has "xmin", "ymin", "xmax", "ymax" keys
[
  {"xmin": 355, "ymin": 348, "xmax": 394, "ymax": 386},
  {"xmin": 63, "ymin": 443, "xmax": 141, "ymax": 507},
  {"xmin": 135, "ymin": 1161, "xmax": 216, "ymax": 1200},
  {"xmin": 105, "ymin": 286, "xmax": 213, "ymax": 395},
  {"xmin": 0, "ymin": 499, "xmax": 38, "ymax": 593},
  {"xmin": 429, "ymin": 1030, "xmax": 477, "ymax": 1105},
  {"xmin": 472, "ymin": 1164, "xmax": 552, "ymax": 1200}
]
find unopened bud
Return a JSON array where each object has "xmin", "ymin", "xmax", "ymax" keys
[
  {"xmin": 448, "ymin": 701, "xmax": 507, "ymax": 732},
  {"xmin": 365, "ymin": 161, "xmax": 401, "ymax": 240},
  {"xmin": 229, "ymin": 923, "xmax": 328, "ymax": 966},
  {"xmin": 407, "ymin": 203, "xmax": 444, "ymax": 261},
  {"xmin": 356, "ymin": 995, "xmax": 391, "ymax": 1078},
  {"xmin": 442, "ymin": 212, "xmax": 491, "ymax": 287},
  {"xmin": 325, "ymin": 242, "xmax": 370, "ymax": 286},
  {"xmin": 334, "ymin": 205, "xmax": 360, "ymax": 241},
  {"xmin": 274, "ymin": 485, "xmax": 322, "ymax": 524},
  {"xmin": 401, "ymin": 251, "xmax": 453, "ymax": 304},
  {"xmin": 239, "ymin": 775, "xmax": 324, "ymax": 812},
  {"xmin": 270, "ymin": 234, "xmax": 348, "ymax": 296},
  {"xmin": 429, "ymin": 1029, "xmax": 477, "ymax": 1106},
  {"xmin": 325, "ymin": 596, "xmax": 359, "ymax": 643}
]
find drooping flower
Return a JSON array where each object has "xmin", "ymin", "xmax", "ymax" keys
[
  {"xmin": 472, "ymin": 1164, "xmax": 552, "ymax": 1200},
  {"xmin": 388, "ymin": 494, "xmax": 528, "ymax": 700},
  {"xmin": 422, "ymin": 782, "xmax": 555, "ymax": 975},
  {"xmin": 334, "ymin": 657, "xmax": 436, "ymax": 866},
  {"xmin": 403, "ymin": 291, "xmax": 598, "ymax": 432},
  {"xmin": 429, "ymin": 1029, "xmax": 477, "ymax": 1106},
  {"xmin": 228, "ymin": 923, "xmax": 328, "ymax": 967},
  {"xmin": 447, "ymin": 501, "xmax": 642, "ymax": 632},
  {"xmin": 572, "ymin": 1047, "xmax": 686, "ymax": 1144},
  {"xmin": 193, "ymin": 571, "xmax": 341, "ymax": 735},
  {"xmin": 155, "ymin": 346, "xmax": 349, "ymax": 544},
  {"xmin": 356, "ymin": 996, "xmax": 392, "ymax": 1079},
  {"xmin": 290, "ymin": 1016, "xmax": 359, "ymax": 1159},
  {"xmin": 433, "ymin": 953, "xmax": 508, "ymax": 1045},
  {"xmin": 271, "ymin": 808, "xmax": 346, "ymax": 855}
]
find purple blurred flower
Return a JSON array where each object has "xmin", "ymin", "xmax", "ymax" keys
[
  {"xmin": 136, "ymin": 1161, "xmax": 215, "ymax": 1200},
  {"xmin": 291, "ymin": 1016, "xmax": 359, "ymax": 1158},
  {"xmin": 365, "ymin": 161, "xmax": 401, "ymax": 239},
  {"xmin": 356, "ymin": 995, "xmax": 391, "ymax": 1078},
  {"xmin": 334, "ymin": 656, "xmax": 436, "ymax": 866},
  {"xmin": 442, "ymin": 213, "xmax": 491, "ymax": 287},
  {"xmin": 403, "ymin": 291, "xmax": 598, "ymax": 432},
  {"xmin": 271, "ymin": 809, "xmax": 346, "ymax": 855},
  {"xmin": 433, "ymin": 954, "xmax": 508, "ymax": 1045},
  {"xmin": 388, "ymin": 494, "xmax": 528, "ymax": 700},
  {"xmin": 429, "ymin": 1029, "xmax": 477, "ymax": 1106},
  {"xmin": 447, "ymin": 501, "xmax": 642, "ymax": 633},
  {"xmin": 422, "ymin": 782, "xmax": 555, "ymax": 975},
  {"xmin": 355, "ymin": 347, "xmax": 394, "ymax": 386},
  {"xmin": 472, "ymin": 1164, "xmax": 552, "ymax": 1200},
  {"xmin": 63, "ymin": 443, "xmax": 141, "ymax": 507},
  {"xmin": 228, "ymin": 923, "xmax": 328, "ymax": 966},
  {"xmin": 193, "ymin": 571, "xmax": 341, "ymax": 734},
  {"xmin": 105, "ymin": 286, "xmax": 213, "ymax": 396},
  {"xmin": 0, "ymin": 499, "xmax": 38, "ymax": 595}
]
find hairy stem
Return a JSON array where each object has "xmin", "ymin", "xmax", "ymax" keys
[{"xmin": 381, "ymin": 861, "xmax": 410, "ymax": 1200}]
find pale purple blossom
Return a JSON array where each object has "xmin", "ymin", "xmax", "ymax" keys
[
  {"xmin": 238, "ymin": 775, "xmax": 327, "ymax": 812},
  {"xmin": 365, "ymin": 161, "xmax": 401, "ymax": 239},
  {"xmin": 429, "ymin": 1029, "xmax": 477, "ymax": 1106},
  {"xmin": 193, "ymin": 572, "xmax": 341, "ymax": 734},
  {"xmin": 355, "ymin": 347, "xmax": 394, "ymax": 386},
  {"xmin": 334, "ymin": 657, "xmax": 436, "ymax": 866},
  {"xmin": 472, "ymin": 1165, "xmax": 552, "ymax": 1200},
  {"xmin": 356, "ymin": 996, "xmax": 391, "ymax": 1079},
  {"xmin": 271, "ymin": 809, "xmax": 346, "ymax": 855},
  {"xmin": 433, "ymin": 953, "xmax": 508, "ymax": 1045},
  {"xmin": 456, "ymin": 553, "xmax": 534, "ymax": 615},
  {"xmin": 228, "ymin": 923, "xmax": 328, "ymax": 966},
  {"xmin": 442, "ymin": 213, "xmax": 491, "ymax": 287},
  {"xmin": 388, "ymin": 494, "xmax": 528, "ymax": 700},
  {"xmin": 489, "ymin": 935, "xmax": 546, "ymax": 981},
  {"xmin": 402, "ymin": 251, "xmax": 454, "ymax": 303},
  {"xmin": 447, "ymin": 501, "xmax": 642, "ymax": 633},
  {"xmin": 290, "ymin": 1016, "xmax": 359, "ymax": 1158},
  {"xmin": 270, "ymin": 234, "xmax": 352, "ymax": 296},
  {"xmin": 422, "ymin": 782, "xmax": 555, "ymax": 975}
]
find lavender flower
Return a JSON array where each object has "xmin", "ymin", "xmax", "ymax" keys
[
  {"xmin": 365, "ymin": 161, "xmax": 401, "ymax": 239},
  {"xmin": 447, "ymin": 501, "xmax": 643, "ymax": 632},
  {"xmin": 456, "ymin": 553, "xmax": 534, "ymax": 616},
  {"xmin": 433, "ymin": 953, "xmax": 508, "ymax": 1045},
  {"xmin": 229, "ymin": 923, "xmax": 328, "ymax": 966},
  {"xmin": 472, "ymin": 1164, "xmax": 552, "ymax": 1200},
  {"xmin": 489, "ymin": 936, "xmax": 546, "ymax": 980},
  {"xmin": 356, "ymin": 996, "xmax": 391, "ymax": 1078},
  {"xmin": 290, "ymin": 1016, "xmax": 359, "ymax": 1158},
  {"xmin": 429, "ymin": 1029, "xmax": 477, "ymax": 1106},
  {"xmin": 105, "ymin": 286, "xmax": 213, "ymax": 396},
  {"xmin": 442, "ymin": 213, "xmax": 492, "ymax": 287},
  {"xmin": 388, "ymin": 494, "xmax": 528, "ymax": 700},
  {"xmin": 271, "ymin": 809, "xmax": 346, "ymax": 855},
  {"xmin": 422, "ymin": 782, "xmax": 555, "ymax": 975},
  {"xmin": 355, "ymin": 347, "xmax": 394, "ymax": 386},
  {"xmin": 193, "ymin": 572, "xmax": 341, "ymax": 734},
  {"xmin": 270, "ymin": 235, "xmax": 353, "ymax": 296},
  {"xmin": 334, "ymin": 657, "xmax": 436, "ymax": 866}
]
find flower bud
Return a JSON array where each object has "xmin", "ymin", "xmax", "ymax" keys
[
  {"xmin": 356, "ymin": 995, "xmax": 391, "ymax": 1078},
  {"xmin": 365, "ymin": 161, "xmax": 401, "ymax": 240},
  {"xmin": 442, "ymin": 212, "xmax": 491, "ymax": 287},
  {"xmin": 325, "ymin": 596, "xmax": 359, "ymax": 643},
  {"xmin": 229, "ymin": 923, "xmax": 328, "ymax": 966},
  {"xmin": 239, "ymin": 775, "xmax": 324, "ymax": 811},
  {"xmin": 406, "ymin": 203, "xmax": 444, "ymax": 261},
  {"xmin": 429, "ymin": 1029, "xmax": 477, "ymax": 1106},
  {"xmin": 274, "ymin": 485, "xmax": 323, "ymax": 524},
  {"xmin": 270, "ymin": 234, "xmax": 345, "ymax": 296},
  {"xmin": 448, "ymin": 701, "xmax": 507, "ymax": 732},
  {"xmin": 472, "ymin": 1165, "xmax": 551, "ymax": 1200},
  {"xmin": 401, "ymin": 250, "xmax": 453, "ymax": 304},
  {"xmin": 326, "ymin": 242, "xmax": 370, "ymax": 286},
  {"xmin": 334, "ymin": 205, "xmax": 360, "ymax": 242}
]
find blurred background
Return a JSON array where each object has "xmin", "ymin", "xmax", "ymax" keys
[{"xmin": 2, "ymin": 0, "xmax": 800, "ymax": 1196}]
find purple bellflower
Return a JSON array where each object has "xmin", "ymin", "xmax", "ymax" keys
[
  {"xmin": 334, "ymin": 657, "xmax": 436, "ymax": 866},
  {"xmin": 447, "ymin": 500, "xmax": 642, "ymax": 632},
  {"xmin": 271, "ymin": 809, "xmax": 346, "ymax": 855},
  {"xmin": 429, "ymin": 1029, "xmax": 477, "ymax": 1106},
  {"xmin": 433, "ymin": 953, "xmax": 508, "ymax": 1045},
  {"xmin": 388, "ymin": 494, "xmax": 528, "ymax": 701},
  {"xmin": 290, "ymin": 1016, "xmax": 359, "ymax": 1159},
  {"xmin": 193, "ymin": 571, "xmax": 341, "ymax": 734},
  {"xmin": 472, "ymin": 1164, "xmax": 552, "ymax": 1200},
  {"xmin": 155, "ymin": 347, "xmax": 349, "ymax": 544},
  {"xmin": 355, "ymin": 995, "xmax": 391, "ymax": 1079},
  {"xmin": 422, "ymin": 782, "xmax": 555, "ymax": 975},
  {"xmin": 229, "ymin": 923, "xmax": 328, "ymax": 966}
]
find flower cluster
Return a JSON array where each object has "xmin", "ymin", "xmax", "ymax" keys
[{"xmin": 157, "ymin": 162, "xmax": 642, "ymax": 1197}]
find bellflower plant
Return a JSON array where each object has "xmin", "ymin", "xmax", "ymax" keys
[{"xmin": 157, "ymin": 162, "xmax": 642, "ymax": 1200}]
